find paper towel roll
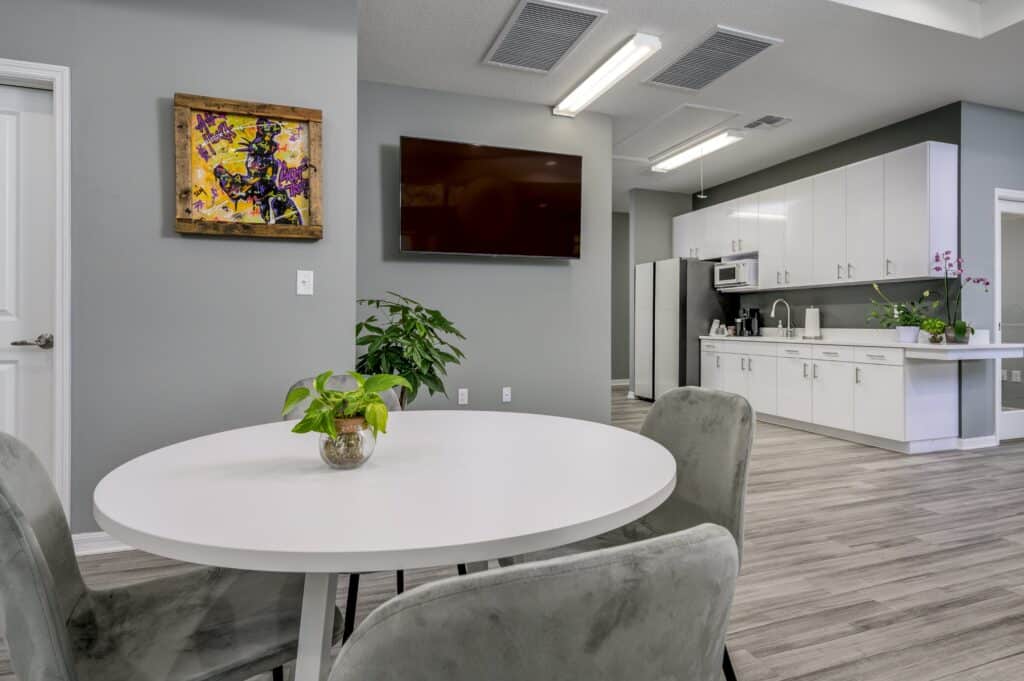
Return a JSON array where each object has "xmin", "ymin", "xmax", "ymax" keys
[{"xmin": 804, "ymin": 306, "xmax": 821, "ymax": 338}]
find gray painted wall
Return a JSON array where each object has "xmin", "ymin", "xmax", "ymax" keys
[
  {"xmin": 1, "ymin": 0, "xmax": 360, "ymax": 531},
  {"xmin": 694, "ymin": 103, "xmax": 962, "ymax": 209},
  {"xmin": 357, "ymin": 81, "xmax": 612, "ymax": 423},
  {"xmin": 960, "ymin": 103, "xmax": 1024, "ymax": 438},
  {"xmin": 611, "ymin": 212, "xmax": 630, "ymax": 380},
  {"xmin": 627, "ymin": 189, "xmax": 691, "ymax": 390}
]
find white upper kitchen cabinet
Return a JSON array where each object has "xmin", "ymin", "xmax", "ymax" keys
[
  {"xmin": 845, "ymin": 156, "xmax": 885, "ymax": 282},
  {"xmin": 883, "ymin": 141, "xmax": 958, "ymax": 279},
  {"xmin": 673, "ymin": 211, "xmax": 703, "ymax": 259},
  {"xmin": 784, "ymin": 178, "xmax": 815, "ymax": 287},
  {"xmin": 813, "ymin": 167, "xmax": 847, "ymax": 285},
  {"xmin": 704, "ymin": 201, "xmax": 733, "ymax": 259},
  {"xmin": 758, "ymin": 187, "xmax": 787, "ymax": 289},
  {"xmin": 733, "ymin": 193, "xmax": 759, "ymax": 254}
]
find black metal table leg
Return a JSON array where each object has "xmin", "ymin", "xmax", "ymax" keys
[
  {"xmin": 457, "ymin": 563, "xmax": 467, "ymax": 576},
  {"xmin": 396, "ymin": 569, "xmax": 405, "ymax": 594},
  {"xmin": 343, "ymin": 573, "xmax": 360, "ymax": 643},
  {"xmin": 272, "ymin": 667, "xmax": 284, "ymax": 681},
  {"xmin": 723, "ymin": 644, "xmax": 738, "ymax": 681}
]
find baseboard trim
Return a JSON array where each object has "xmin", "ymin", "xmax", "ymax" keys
[
  {"xmin": 73, "ymin": 531, "xmax": 132, "ymax": 556},
  {"xmin": 957, "ymin": 435, "xmax": 999, "ymax": 450},
  {"xmin": 758, "ymin": 415, "xmax": 960, "ymax": 454},
  {"xmin": 611, "ymin": 379, "xmax": 630, "ymax": 387}
]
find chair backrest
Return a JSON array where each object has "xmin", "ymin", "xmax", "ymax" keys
[
  {"xmin": 640, "ymin": 387, "xmax": 754, "ymax": 562},
  {"xmin": 329, "ymin": 524, "xmax": 738, "ymax": 681},
  {"xmin": 0, "ymin": 433, "xmax": 85, "ymax": 681},
  {"xmin": 282, "ymin": 374, "xmax": 402, "ymax": 420}
]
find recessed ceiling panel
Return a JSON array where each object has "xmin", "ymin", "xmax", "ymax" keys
[
  {"xmin": 484, "ymin": 0, "xmax": 606, "ymax": 73},
  {"xmin": 828, "ymin": 0, "xmax": 1024, "ymax": 38},
  {"xmin": 647, "ymin": 26, "xmax": 782, "ymax": 90}
]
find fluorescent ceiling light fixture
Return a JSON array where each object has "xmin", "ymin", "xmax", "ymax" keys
[
  {"xmin": 731, "ymin": 211, "xmax": 785, "ymax": 221},
  {"xmin": 651, "ymin": 130, "xmax": 746, "ymax": 174},
  {"xmin": 553, "ymin": 33, "xmax": 661, "ymax": 118}
]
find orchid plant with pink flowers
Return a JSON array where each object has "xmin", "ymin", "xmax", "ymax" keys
[{"xmin": 934, "ymin": 250, "xmax": 990, "ymax": 341}]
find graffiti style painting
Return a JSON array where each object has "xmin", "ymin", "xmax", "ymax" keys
[{"xmin": 174, "ymin": 94, "xmax": 322, "ymax": 239}]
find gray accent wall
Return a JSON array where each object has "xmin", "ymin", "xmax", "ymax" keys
[
  {"xmin": 627, "ymin": 189, "xmax": 692, "ymax": 390},
  {"xmin": 357, "ymin": 81, "xmax": 612, "ymax": 422},
  {"xmin": 611, "ymin": 212, "xmax": 630, "ymax": 381},
  {"xmin": 960, "ymin": 103, "xmax": 1024, "ymax": 438},
  {"xmin": 1, "ymin": 0, "xmax": 360, "ymax": 531}
]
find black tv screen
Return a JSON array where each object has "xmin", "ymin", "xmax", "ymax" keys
[{"xmin": 400, "ymin": 136, "xmax": 582, "ymax": 258}]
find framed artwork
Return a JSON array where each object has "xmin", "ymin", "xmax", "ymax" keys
[{"xmin": 174, "ymin": 93, "xmax": 322, "ymax": 239}]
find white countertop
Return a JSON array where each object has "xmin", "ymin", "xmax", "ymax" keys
[{"xmin": 699, "ymin": 332, "xmax": 1024, "ymax": 360}]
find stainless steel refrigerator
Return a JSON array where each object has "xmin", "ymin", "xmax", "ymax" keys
[{"xmin": 634, "ymin": 258, "xmax": 732, "ymax": 401}]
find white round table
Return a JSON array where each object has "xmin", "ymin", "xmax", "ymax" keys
[{"xmin": 95, "ymin": 411, "xmax": 676, "ymax": 681}]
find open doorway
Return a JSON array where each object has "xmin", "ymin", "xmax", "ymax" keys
[{"xmin": 996, "ymin": 193, "xmax": 1024, "ymax": 440}]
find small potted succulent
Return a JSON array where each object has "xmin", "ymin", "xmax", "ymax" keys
[
  {"xmin": 282, "ymin": 370, "xmax": 411, "ymax": 469},
  {"xmin": 867, "ymin": 283, "xmax": 937, "ymax": 343},
  {"xmin": 921, "ymin": 317, "xmax": 947, "ymax": 344},
  {"xmin": 933, "ymin": 251, "xmax": 990, "ymax": 344}
]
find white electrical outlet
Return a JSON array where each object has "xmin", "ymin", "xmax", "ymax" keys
[
  {"xmin": 296, "ymin": 270, "xmax": 314, "ymax": 296},
  {"xmin": 458, "ymin": 388, "xmax": 469, "ymax": 405},
  {"xmin": 1014, "ymin": 371, "xmax": 1023, "ymax": 383},
  {"xmin": 502, "ymin": 386, "xmax": 512, "ymax": 403}
]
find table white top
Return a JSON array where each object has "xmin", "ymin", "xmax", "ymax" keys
[{"xmin": 94, "ymin": 411, "xmax": 676, "ymax": 573}]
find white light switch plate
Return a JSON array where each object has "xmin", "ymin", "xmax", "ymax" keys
[
  {"xmin": 458, "ymin": 388, "xmax": 469, "ymax": 405},
  {"xmin": 502, "ymin": 386, "xmax": 512, "ymax": 403},
  {"xmin": 296, "ymin": 270, "xmax": 314, "ymax": 296}
]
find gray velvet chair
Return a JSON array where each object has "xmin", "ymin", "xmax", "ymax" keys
[
  {"xmin": 328, "ymin": 523, "xmax": 739, "ymax": 681},
  {"xmin": 0, "ymin": 432, "xmax": 341, "ymax": 681}
]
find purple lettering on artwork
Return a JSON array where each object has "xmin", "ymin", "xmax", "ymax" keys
[
  {"xmin": 192, "ymin": 199, "xmax": 205, "ymax": 212},
  {"xmin": 277, "ymin": 159, "xmax": 310, "ymax": 198},
  {"xmin": 194, "ymin": 112, "xmax": 236, "ymax": 150},
  {"xmin": 196, "ymin": 145, "xmax": 211, "ymax": 162}
]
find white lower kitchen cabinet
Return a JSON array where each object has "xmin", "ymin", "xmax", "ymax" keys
[
  {"xmin": 700, "ymin": 337, "xmax": 960, "ymax": 454},
  {"xmin": 811, "ymin": 360, "xmax": 855, "ymax": 431}
]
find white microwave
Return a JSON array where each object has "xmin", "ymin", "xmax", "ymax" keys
[{"xmin": 714, "ymin": 260, "xmax": 758, "ymax": 288}]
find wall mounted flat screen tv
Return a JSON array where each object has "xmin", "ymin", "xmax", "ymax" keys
[{"xmin": 400, "ymin": 136, "xmax": 582, "ymax": 258}]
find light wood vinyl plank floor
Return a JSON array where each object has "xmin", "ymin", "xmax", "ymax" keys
[{"xmin": 5, "ymin": 386, "xmax": 1024, "ymax": 680}]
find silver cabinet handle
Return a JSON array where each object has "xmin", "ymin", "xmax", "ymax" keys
[
  {"xmin": 776, "ymin": 271, "xmax": 782, "ymax": 285},
  {"xmin": 837, "ymin": 264, "xmax": 843, "ymax": 280},
  {"xmin": 741, "ymin": 357, "xmax": 747, "ymax": 371},
  {"xmin": 10, "ymin": 333, "xmax": 54, "ymax": 349},
  {"xmin": 732, "ymin": 240, "xmax": 737, "ymax": 252},
  {"xmin": 855, "ymin": 367, "xmax": 862, "ymax": 384},
  {"xmin": 886, "ymin": 259, "xmax": 893, "ymax": 276},
  {"xmin": 748, "ymin": 357, "xmax": 753, "ymax": 372},
  {"xmin": 738, "ymin": 239, "xmax": 743, "ymax": 251},
  {"xmin": 813, "ymin": 364, "xmax": 819, "ymax": 379},
  {"xmin": 847, "ymin": 263, "xmax": 853, "ymax": 279},
  {"xmin": 785, "ymin": 270, "xmax": 791, "ymax": 284},
  {"xmin": 866, "ymin": 353, "xmax": 885, "ymax": 360},
  {"xmin": 785, "ymin": 349, "xmax": 799, "ymax": 354},
  {"xmin": 803, "ymin": 362, "xmax": 809, "ymax": 378},
  {"xmin": 716, "ymin": 355, "xmax": 720, "ymax": 369},
  {"xmin": 823, "ymin": 351, "xmax": 839, "ymax": 356}
]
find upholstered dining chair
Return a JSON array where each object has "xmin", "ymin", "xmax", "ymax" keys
[
  {"xmin": 327, "ymin": 523, "xmax": 738, "ymax": 681},
  {"xmin": 0, "ymin": 432, "xmax": 341, "ymax": 681}
]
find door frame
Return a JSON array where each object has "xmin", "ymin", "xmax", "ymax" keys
[
  {"xmin": 0, "ymin": 58, "xmax": 71, "ymax": 513},
  {"xmin": 993, "ymin": 188, "xmax": 1024, "ymax": 442}
]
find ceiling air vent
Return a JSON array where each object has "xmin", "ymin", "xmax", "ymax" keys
[
  {"xmin": 745, "ymin": 115, "xmax": 792, "ymax": 130},
  {"xmin": 648, "ymin": 26, "xmax": 782, "ymax": 90},
  {"xmin": 484, "ymin": 0, "xmax": 607, "ymax": 73}
]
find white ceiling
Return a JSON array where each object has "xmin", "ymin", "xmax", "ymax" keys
[{"xmin": 359, "ymin": 0, "xmax": 1024, "ymax": 211}]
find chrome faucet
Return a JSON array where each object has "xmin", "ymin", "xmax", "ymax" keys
[{"xmin": 771, "ymin": 298, "xmax": 796, "ymax": 338}]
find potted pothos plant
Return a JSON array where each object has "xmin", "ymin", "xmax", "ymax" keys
[
  {"xmin": 356, "ymin": 292, "xmax": 465, "ymax": 408},
  {"xmin": 282, "ymin": 371, "xmax": 411, "ymax": 469},
  {"xmin": 867, "ymin": 283, "xmax": 938, "ymax": 343}
]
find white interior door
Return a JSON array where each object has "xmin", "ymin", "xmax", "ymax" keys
[
  {"xmin": 999, "ymin": 199, "xmax": 1024, "ymax": 440},
  {"xmin": 0, "ymin": 85, "xmax": 55, "ymax": 477}
]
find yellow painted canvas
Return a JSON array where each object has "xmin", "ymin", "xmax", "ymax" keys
[{"xmin": 189, "ymin": 111, "xmax": 310, "ymax": 225}]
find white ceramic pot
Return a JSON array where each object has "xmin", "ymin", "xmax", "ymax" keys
[{"xmin": 896, "ymin": 326, "xmax": 920, "ymax": 343}]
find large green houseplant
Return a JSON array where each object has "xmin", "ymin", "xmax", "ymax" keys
[{"xmin": 356, "ymin": 293, "xmax": 465, "ymax": 407}]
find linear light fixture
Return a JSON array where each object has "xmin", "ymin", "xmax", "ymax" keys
[
  {"xmin": 651, "ymin": 130, "xmax": 746, "ymax": 173},
  {"xmin": 731, "ymin": 210, "xmax": 785, "ymax": 221},
  {"xmin": 553, "ymin": 33, "xmax": 662, "ymax": 118}
]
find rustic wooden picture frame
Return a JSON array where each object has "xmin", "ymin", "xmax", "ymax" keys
[{"xmin": 174, "ymin": 93, "xmax": 323, "ymax": 240}]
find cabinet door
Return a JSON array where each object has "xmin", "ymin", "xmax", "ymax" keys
[
  {"xmin": 813, "ymin": 168, "xmax": 847, "ymax": 284},
  {"xmin": 720, "ymin": 353, "xmax": 748, "ymax": 400},
  {"xmin": 777, "ymin": 357, "xmax": 813, "ymax": 422},
  {"xmin": 672, "ymin": 214, "xmax": 692, "ymax": 259},
  {"xmin": 784, "ymin": 178, "xmax": 815, "ymax": 287},
  {"xmin": 654, "ymin": 258, "xmax": 681, "ymax": 400},
  {"xmin": 854, "ymin": 363, "xmax": 905, "ymax": 440},
  {"xmin": 703, "ymin": 202, "xmax": 731, "ymax": 259},
  {"xmin": 721, "ymin": 199, "xmax": 742, "ymax": 255},
  {"xmin": 734, "ymin": 194, "xmax": 759, "ymax": 253},
  {"xmin": 884, "ymin": 144, "xmax": 930, "ymax": 279},
  {"xmin": 701, "ymin": 351, "xmax": 722, "ymax": 390},
  {"xmin": 812, "ymin": 361, "xmax": 854, "ymax": 431},
  {"xmin": 690, "ymin": 209, "xmax": 708, "ymax": 259},
  {"xmin": 746, "ymin": 355, "xmax": 777, "ymax": 416},
  {"xmin": 758, "ymin": 187, "xmax": 787, "ymax": 289},
  {"xmin": 845, "ymin": 156, "xmax": 885, "ymax": 282}
]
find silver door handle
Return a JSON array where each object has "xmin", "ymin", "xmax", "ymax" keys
[
  {"xmin": 716, "ymin": 356, "xmax": 720, "ymax": 369},
  {"xmin": 803, "ymin": 362, "xmax": 809, "ymax": 378},
  {"xmin": 732, "ymin": 240, "xmax": 737, "ymax": 252},
  {"xmin": 738, "ymin": 239, "xmax": 743, "ymax": 251},
  {"xmin": 837, "ymin": 264, "xmax": 843, "ymax": 280},
  {"xmin": 866, "ymin": 353, "xmax": 885, "ymax": 360},
  {"xmin": 785, "ymin": 270, "xmax": 791, "ymax": 284},
  {"xmin": 776, "ymin": 271, "xmax": 782, "ymax": 285},
  {"xmin": 10, "ymin": 333, "xmax": 53, "ymax": 349},
  {"xmin": 823, "ymin": 351, "xmax": 839, "ymax": 356},
  {"xmin": 741, "ymin": 357, "xmax": 747, "ymax": 371},
  {"xmin": 886, "ymin": 259, "xmax": 893, "ymax": 275},
  {"xmin": 847, "ymin": 263, "xmax": 853, "ymax": 279},
  {"xmin": 748, "ymin": 357, "xmax": 753, "ymax": 372},
  {"xmin": 785, "ymin": 349, "xmax": 799, "ymax": 354},
  {"xmin": 813, "ymin": 364, "xmax": 819, "ymax": 379}
]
